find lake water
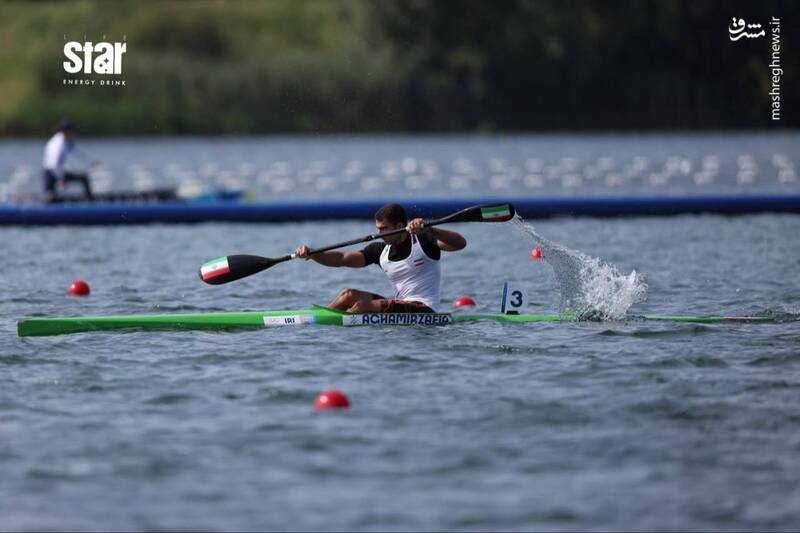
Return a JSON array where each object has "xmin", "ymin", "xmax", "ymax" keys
[{"xmin": 2, "ymin": 133, "xmax": 799, "ymax": 531}]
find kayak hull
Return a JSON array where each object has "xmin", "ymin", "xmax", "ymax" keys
[{"xmin": 17, "ymin": 306, "xmax": 776, "ymax": 337}]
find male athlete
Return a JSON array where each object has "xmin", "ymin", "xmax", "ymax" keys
[
  {"xmin": 42, "ymin": 120, "xmax": 98, "ymax": 201},
  {"xmin": 294, "ymin": 203, "xmax": 466, "ymax": 313}
]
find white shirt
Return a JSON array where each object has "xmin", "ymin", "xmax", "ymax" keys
[{"xmin": 42, "ymin": 132, "xmax": 75, "ymax": 179}]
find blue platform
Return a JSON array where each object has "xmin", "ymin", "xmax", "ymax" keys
[{"xmin": 0, "ymin": 195, "xmax": 798, "ymax": 225}]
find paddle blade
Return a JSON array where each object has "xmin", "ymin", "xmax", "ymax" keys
[
  {"xmin": 474, "ymin": 203, "xmax": 515, "ymax": 222},
  {"xmin": 199, "ymin": 254, "xmax": 277, "ymax": 285},
  {"xmin": 436, "ymin": 203, "xmax": 516, "ymax": 224}
]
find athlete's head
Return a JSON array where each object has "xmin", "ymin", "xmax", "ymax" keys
[
  {"xmin": 59, "ymin": 119, "xmax": 76, "ymax": 139},
  {"xmin": 374, "ymin": 203, "xmax": 407, "ymax": 244}
]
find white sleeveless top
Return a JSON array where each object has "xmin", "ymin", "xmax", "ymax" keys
[{"xmin": 379, "ymin": 233, "xmax": 441, "ymax": 311}]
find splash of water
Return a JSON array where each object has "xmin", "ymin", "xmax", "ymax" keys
[{"xmin": 512, "ymin": 216, "xmax": 647, "ymax": 320}]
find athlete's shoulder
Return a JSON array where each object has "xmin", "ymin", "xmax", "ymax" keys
[
  {"xmin": 418, "ymin": 232, "xmax": 441, "ymax": 260},
  {"xmin": 45, "ymin": 133, "xmax": 60, "ymax": 147},
  {"xmin": 361, "ymin": 241, "xmax": 386, "ymax": 266}
]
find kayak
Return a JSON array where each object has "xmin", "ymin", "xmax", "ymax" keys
[{"xmin": 17, "ymin": 305, "xmax": 776, "ymax": 337}]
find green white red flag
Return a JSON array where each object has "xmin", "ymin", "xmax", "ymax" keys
[{"xmin": 200, "ymin": 257, "xmax": 230, "ymax": 281}]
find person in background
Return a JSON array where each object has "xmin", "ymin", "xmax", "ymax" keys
[{"xmin": 42, "ymin": 120, "xmax": 98, "ymax": 201}]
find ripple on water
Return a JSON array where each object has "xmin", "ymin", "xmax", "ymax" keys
[
  {"xmin": 639, "ymin": 354, "xmax": 729, "ymax": 368},
  {"xmin": 143, "ymin": 393, "xmax": 198, "ymax": 405},
  {"xmin": 596, "ymin": 324, "xmax": 714, "ymax": 338},
  {"xmin": 744, "ymin": 351, "xmax": 800, "ymax": 367}
]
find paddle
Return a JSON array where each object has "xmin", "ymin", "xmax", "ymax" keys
[{"xmin": 198, "ymin": 203, "xmax": 516, "ymax": 285}]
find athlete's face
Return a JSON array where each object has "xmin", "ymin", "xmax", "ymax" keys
[{"xmin": 375, "ymin": 218, "xmax": 406, "ymax": 244}]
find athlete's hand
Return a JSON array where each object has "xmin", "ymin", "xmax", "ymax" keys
[
  {"xmin": 406, "ymin": 218, "xmax": 427, "ymax": 234},
  {"xmin": 293, "ymin": 245, "xmax": 312, "ymax": 260}
]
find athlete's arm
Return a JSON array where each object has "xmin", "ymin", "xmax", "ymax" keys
[
  {"xmin": 407, "ymin": 219, "xmax": 466, "ymax": 251},
  {"xmin": 293, "ymin": 246, "xmax": 366, "ymax": 268},
  {"xmin": 428, "ymin": 227, "xmax": 466, "ymax": 251}
]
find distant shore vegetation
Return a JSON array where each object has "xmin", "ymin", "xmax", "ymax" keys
[{"xmin": 0, "ymin": 0, "xmax": 795, "ymax": 136}]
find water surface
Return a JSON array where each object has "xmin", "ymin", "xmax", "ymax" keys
[{"xmin": 3, "ymin": 209, "xmax": 799, "ymax": 531}]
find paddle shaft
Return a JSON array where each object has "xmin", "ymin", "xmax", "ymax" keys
[
  {"xmin": 282, "ymin": 214, "xmax": 464, "ymax": 264},
  {"xmin": 199, "ymin": 203, "xmax": 515, "ymax": 284}
]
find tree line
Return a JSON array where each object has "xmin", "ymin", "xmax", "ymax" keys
[{"xmin": 0, "ymin": 0, "xmax": 795, "ymax": 135}]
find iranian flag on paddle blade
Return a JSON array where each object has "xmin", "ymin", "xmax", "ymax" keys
[
  {"xmin": 200, "ymin": 257, "xmax": 230, "ymax": 281},
  {"xmin": 480, "ymin": 205, "xmax": 512, "ymax": 220}
]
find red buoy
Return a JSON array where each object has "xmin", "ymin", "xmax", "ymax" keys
[
  {"xmin": 530, "ymin": 247, "xmax": 543, "ymax": 260},
  {"xmin": 452, "ymin": 296, "xmax": 476, "ymax": 308},
  {"xmin": 67, "ymin": 279, "xmax": 91, "ymax": 296},
  {"xmin": 314, "ymin": 390, "xmax": 350, "ymax": 410}
]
